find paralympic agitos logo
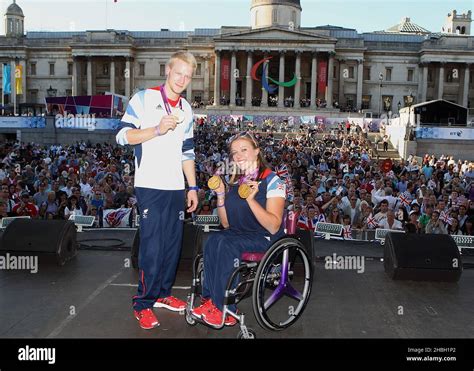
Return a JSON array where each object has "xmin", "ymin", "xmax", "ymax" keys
[{"xmin": 251, "ymin": 57, "xmax": 297, "ymax": 94}]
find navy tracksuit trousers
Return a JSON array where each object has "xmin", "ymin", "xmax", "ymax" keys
[{"xmin": 132, "ymin": 187, "xmax": 184, "ymax": 312}]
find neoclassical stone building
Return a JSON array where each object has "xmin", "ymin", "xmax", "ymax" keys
[{"xmin": 0, "ymin": 0, "xmax": 473, "ymax": 113}]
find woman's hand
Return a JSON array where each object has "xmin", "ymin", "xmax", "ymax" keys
[
  {"xmin": 215, "ymin": 176, "xmax": 226, "ymax": 194},
  {"xmin": 245, "ymin": 181, "xmax": 259, "ymax": 202}
]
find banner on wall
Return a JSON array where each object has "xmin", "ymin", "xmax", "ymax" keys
[
  {"xmin": 221, "ymin": 58, "xmax": 230, "ymax": 94},
  {"xmin": 15, "ymin": 65, "xmax": 23, "ymax": 95},
  {"xmin": 318, "ymin": 59, "xmax": 328, "ymax": 95},
  {"xmin": 415, "ymin": 127, "xmax": 474, "ymax": 140},
  {"xmin": 0, "ymin": 117, "xmax": 46, "ymax": 128}
]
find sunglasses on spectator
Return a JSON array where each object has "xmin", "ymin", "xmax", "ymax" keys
[{"xmin": 229, "ymin": 132, "xmax": 258, "ymax": 147}]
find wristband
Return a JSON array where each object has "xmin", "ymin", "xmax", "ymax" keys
[
  {"xmin": 188, "ymin": 186, "xmax": 199, "ymax": 191},
  {"xmin": 216, "ymin": 192, "xmax": 225, "ymax": 196},
  {"xmin": 217, "ymin": 204, "xmax": 225, "ymax": 208},
  {"xmin": 154, "ymin": 124, "xmax": 162, "ymax": 136}
]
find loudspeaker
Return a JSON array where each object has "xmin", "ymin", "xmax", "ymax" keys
[
  {"xmin": 384, "ymin": 233, "xmax": 462, "ymax": 282},
  {"xmin": 0, "ymin": 219, "xmax": 77, "ymax": 266}
]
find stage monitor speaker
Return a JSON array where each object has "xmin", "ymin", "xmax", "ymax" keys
[
  {"xmin": 0, "ymin": 219, "xmax": 77, "ymax": 266},
  {"xmin": 384, "ymin": 233, "xmax": 462, "ymax": 282}
]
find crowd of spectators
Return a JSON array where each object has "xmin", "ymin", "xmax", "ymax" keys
[{"xmin": 1, "ymin": 118, "xmax": 473, "ymax": 237}]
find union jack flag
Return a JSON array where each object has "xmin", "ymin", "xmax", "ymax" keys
[
  {"xmin": 276, "ymin": 164, "xmax": 289, "ymax": 179},
  {"xmin": 366, "ymin": 213, "xmax": 378, "ymax": 229},
  {"xmin": 399, "ymin": 191, "xmax": 412, "ymax": 207},
  {"xmin": 297, "ymin": 214, "xmax": 309, "ymax": 230},
  {"xmin": 439, "ymin": 211, "xmax": 452, "ymax": 225},
  {"xmin": 343, "ymin": 225, "xmax": 353, "ymax": 239}
]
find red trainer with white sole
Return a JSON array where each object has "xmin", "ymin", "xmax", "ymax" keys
[
  {"xmin": 134, "ymin": 308, "xmax": 160, "ymax": 330},
  {"xmin": 154, "ymin": 296, "xmax": 186, "ymax": 312}
]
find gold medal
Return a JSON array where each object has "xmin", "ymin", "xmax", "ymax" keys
[
  {"xmin": 238, "ymin": 183, "xmax": 252, "ymax": 199},
  {"xmin": 171, "ymin": 107, "xmax": 186, "ymax": 124},
  {"xmin": 208, "ymin": 176, "xmax": 221, "ymax": 190}
]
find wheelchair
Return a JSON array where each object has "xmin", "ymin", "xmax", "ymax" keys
[{"xmin": 185, "ymin": 214, "xmax": 314, "ymax": 339}]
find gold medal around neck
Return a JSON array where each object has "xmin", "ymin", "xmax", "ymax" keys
[
  {"xmin": 207, "ymin": 176, "xmax": 221, "ymax": 190},
  {"xmin": 171, "ymin": 107, "xmax": 186, "ymax": 124},
  {"xmin": 238, "ymin": 183, "xmax": 252, "ymax": 199}
]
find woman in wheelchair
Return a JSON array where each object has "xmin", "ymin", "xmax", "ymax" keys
[{"xmin": 190, "ymin": 132, "xmax": 286, "ymax": 328}]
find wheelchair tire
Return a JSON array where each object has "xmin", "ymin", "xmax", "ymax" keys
[{"xmin": 252, "ymin": 237, "xmax": 313, "ymax": 331}]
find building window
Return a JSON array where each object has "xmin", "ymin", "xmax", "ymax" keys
[
  {"xmin": 363, "ymin": 67, "xmax": 371, "ymax": 80},
  {"xmin": 196, "ymin": 63, "xmax": 202, "ymax": 76},
  {"xmin": 333, "ymin": 65, "xmax": 337, "ymax": 79},
  {"xmin": 292, "ymin": 10, "xmax": 296, "ymax": 24},
  {"xmin": 49, "ymin": 63, "xmax": 55, "ymax": 76},
  {"xmin": 8, "ymin": 19, "xmax": 13, "ymax": 34},
  {"xmin": 103, "ymin": 64, "xmax": 109, "ymax": 76},
  {"xmin": 160, "ymin": 64, "xmax": 165, "ymax": 77},
  {"xmin": 29, "ymin": 90, "xmax": 38, "ymax": 103},
  {"xmin": 446, "ymin": 68, "xmax": 458, "ymax": 83},
  {"xmin": 385, "ymin": 68, "xmax": 392, "ymax": 82},
  {"xmin": 272, "ymin": 9, "xmax": 278, "ymax": 24},
  {"xmin": 139, "ymin": 63, "xmax": 145, "ymax": 76},
  {"xmin": 428, "ymin": 68, "xmax": 434, "ymax": 83},
  {"xmin": 67, "ymin": 63, "xmax": 73, "ymax": 76},
  {"xmin": 407, "ymin": 69, "xmax": 414, "ymax": 82},
  {"xmin": 66, "ymin": 89, "xmax": 72, "ymax": 96},
  {"xmin": 348, "ymin": 66, "xmax": 355, "ymax": 79},
  {"xmin": 30, "ymin": 62, "xmax": 36, "ymax": 76},
  {"xmin": 362, "ymin": 95, "xmax": 371, "ymax": 110},
  {"xmin": 382, "ymin": 95, "xmax": 393, "ymax": 112}
]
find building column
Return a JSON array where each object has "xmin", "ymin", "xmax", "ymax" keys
[
  {"xmin": 125, "ymin": 57, "xmax": 131, "ymax": 98},
  {"xmin": 87, "ymin": 58, "xmax": 92, "ymax": 96},
  {"xmin": 437, "ymin": 63, "xmax": 444, "ymax": 100},
  {"xmin": 72, "ymin": 58, "xmax": 78, "ymax": 96},
  {"xmin": 110, "ymin": 58, "xmax": 115, "ymax": 94},
  {"xmin": 245, "ymin": 51, "xmax": 253, "ymax": 108},
  {"xmin": 420, "ymin": 64, "xmax": 428, "ymax": 103},
  {"xmin": 294, "ymin": 51, "xmax": 302, "ymax": 108},
  {"xmin": 278, "ymin": 51, "xmax": 286, "ymax": 108},
  {"xmin": 338, "ymin": 59, "xmax": 345, "ymax": 106},
  {"xmin": 186, "ymin": 80, "xmax": 192, "ymax": 102},
  {"xmin": 214, "ymin": 51, "xmax": 221, "ymax": 106},
  {"xmin": 462, "ymin": 63, "xmax": 471, "ymax": 107},
  {"xmin": 230, "ymin": 50, "xmax": 237, "ymax": 106},
  {"xmin": 310, "ymin": 52, "xmax": 318, "ymax": 109},
  {"xmin": 356, "ymin": 59, "xmax": 364, "ymax": 111},
  {"xmin": 261, "ymin": 52, "xmax": 268, "ymax": 108},
  {"xmin": 203, "ymin": 57, "xmax": 210, "ymax": 103},
  {"xmin": 326, "ymin": 52, "xmax": 335, "ymax": 107}
]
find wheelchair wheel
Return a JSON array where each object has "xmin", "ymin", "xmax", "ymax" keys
[{"xmin": 252, "ymin": 237, "xmax": 312, "ymax": 331}]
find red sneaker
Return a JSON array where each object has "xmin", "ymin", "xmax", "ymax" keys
[
  {"xmin": 134, "ymin": 308, "xmax": 160, "ymax": 330},
  {"xmin": 191, "ymin": 299, "xmax": 214, "ymax": 319},
  {"xmin": 154, "ymin": 296, "xmax": 186, "ymax": 312},
  {"xmin": 202, "ymin": 306, "xmax": 238, "ymax": 328}
]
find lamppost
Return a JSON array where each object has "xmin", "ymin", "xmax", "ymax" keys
[
  {"xmin": 47, "ymin": 85, "xmax": 57, "ymax": 97},
  {"xmin": 378, "ymin": 72, "xmax": 383, "ymax": 117}
]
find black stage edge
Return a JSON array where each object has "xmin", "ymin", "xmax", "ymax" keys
[{"xmin": 0, "ymin": 339, "xmax": 473, "ymax": 368}]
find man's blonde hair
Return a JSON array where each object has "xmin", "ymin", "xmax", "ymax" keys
[{"xmin": 166, "ymin": 51, "xmax": 197, "ymax": 72}]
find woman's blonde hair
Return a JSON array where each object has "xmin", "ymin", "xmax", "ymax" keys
[{"xmin": 166, "ymin": 51, "xmax": 197, "ymax": 73}]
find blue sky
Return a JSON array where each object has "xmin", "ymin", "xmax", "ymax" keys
[{"xmin": 2, "ymin": 0, "xmax": 472, "ymax": 33}]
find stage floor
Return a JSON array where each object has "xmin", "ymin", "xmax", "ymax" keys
[{"xmin": 1, "ymin": 231, "xmax": 473, "ymax": 339}]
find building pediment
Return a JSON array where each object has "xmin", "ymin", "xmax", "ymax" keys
[{"xmin": 216, "ymin": 26, "xmax": 335, "ymax": 43}]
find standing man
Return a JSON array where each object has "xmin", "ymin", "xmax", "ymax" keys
[{"xmin": 116, "ymin": 52, "xmax": 198, "ymax": 330}]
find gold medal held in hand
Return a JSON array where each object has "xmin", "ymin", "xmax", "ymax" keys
[
  {"xmin": 208, "ymin": 176, "xmax": 221, "ymax": 190},
  {"xmin": 171, "ymin": 107, "xmax": 186, "ymax": 124},
  {"xmin": 238, "ymin": 183, "xmax": 252, "ymax": 199}
]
